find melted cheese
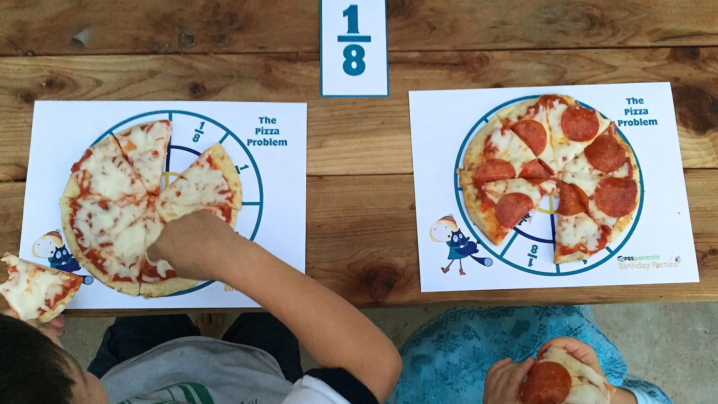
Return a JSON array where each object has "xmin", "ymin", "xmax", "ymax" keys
[
  {"xmin": 106, "ymin": 219, "xmax": 146, "ymax": 280},
  {"xmin": 555, "ymin": 213, "xmax": 603, "ymax": 251},
  {"xmin": 158, "ymin": 166, "xmax": 232, "ymax": 207},
  {"xmin": 0, "ymin": 255, "xmax": 73, "ymax": 321},
  {"xmin": 482, "ymin": 179, "xmax": 551, "ymax": 205},
  {"xmin": 74, "ymin": 199, "xmax": 146, "ymax": 250},
  {"xmin": 528, "ymin": 106, "xmax": 559, "ymax": 172},
  {"xmin": 486, "ymin": 126, "xmax": 536, "ymax": 176},
  {"xmin": 561, "ymin": 171, "xmax": 599, "ymax": 198},
  {"xmin": 116, "ymin": 122, "xmax": 170, "ymax": 192},
  {"xmin": 77, "ymin": 138, "xmax": 147, "ymax": 201},
  {"xmin": 588, "ymin": 199, "xmax": 618, "ymax": 227}
]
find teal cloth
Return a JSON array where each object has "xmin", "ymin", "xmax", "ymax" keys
[{"xmin": 388, "ymin": 306, "xmax": 671, "ymax": 404}]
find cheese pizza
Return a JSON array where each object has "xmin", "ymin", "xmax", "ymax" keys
[
  {"xmin": 459, "ymin": 95, "xmax": 640, "ymax": 264},
  {"xmin": 60, "ymin": 121, "xmax": 241, "ymax": 297},
  {"xmin": 1, "ymin": 254, "xmax": 82, "ymax": 323}
]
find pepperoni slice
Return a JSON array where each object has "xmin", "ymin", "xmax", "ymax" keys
[
  {"xmin": 473, "ymin": 159, "xmax": 515, "ymax": 185},
  {"xmin": 538, "ymin": 95, "xmax": 568, "ymax": 109},
  {"xmin": 561, "ymin": 105, "xmax": 599, "ymax": 142},
  {"xmin": 511, "ymin": 119, "xmax": 547, "ymax": 156},
  {"xmin": 584, "ymin": 133, "xmax": 627, "ymax": 172},
  {"xmin": 519, "ymin": 159, "xmax": 552, "ymax": 180},
  {"xmin": 594, "ymin": 178, "xmax": 638, "ymax": 217},
  {"xmin": 519, "ymin": 361, "xmax": 572, "ymax": 404},
  {"xmin": 495, "ymin": 193, "xmax": 534, "ymax": 229},
  {"xmin": 556, "ymin": 181, "xmax": 589, "ymax": 216}
]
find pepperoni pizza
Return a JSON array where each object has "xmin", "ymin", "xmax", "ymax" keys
[
  {"xmin": 459, "ymin": 95, "xmax": 640, "ymax": 264},
  {"xmin": 60, "ymin": 121, "xmax": 241, "ymax": 297}
]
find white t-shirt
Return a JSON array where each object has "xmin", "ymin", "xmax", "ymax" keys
[{"xmin": 101, "ymin": 337, "xmax": 375, "ymax": 404}]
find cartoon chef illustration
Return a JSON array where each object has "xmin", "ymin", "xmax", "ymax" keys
[
  {"xmin": 33, "ymin": 230, "xmax": 93, "ymax": 285},
  {"xmin": 430, "ymin": 215, "xmax": 493, "ymax": 275}
]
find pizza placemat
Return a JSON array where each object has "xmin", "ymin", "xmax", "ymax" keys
[
  {"xmin": 21, "ymin": 101, "xmax": 307, "ymax": 309},
  {"xmin": 409, "ymin": 83, "xmax": 699, "ymax": 292}
]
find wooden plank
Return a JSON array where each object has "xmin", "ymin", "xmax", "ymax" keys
[
  {"xmin": 1, "ymin": 49, "xmax": 718, "ymax": 180},
  {"xmin": 2, "ymin": 0, "xmax": 718, "ymax": 56},
  {"xmin": 2, "ymin": 169, "xmax": 718, "ymax": 315}
]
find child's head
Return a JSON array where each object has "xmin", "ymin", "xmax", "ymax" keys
[{"xmin": 0, "ymin": 314, "xmax": 108, "ymax": 404}]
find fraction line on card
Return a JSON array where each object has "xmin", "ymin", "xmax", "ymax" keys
[{"xmin": 338, "ymin": 35, "xmax": 371, "ymax": 42}]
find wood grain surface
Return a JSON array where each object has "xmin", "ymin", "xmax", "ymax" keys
[
  {"xmin": 2, "ymin": 0, "xmax": 718, "ymax": 56},
  {"xmin": 1, "ymin": 169, "xmax": 716, "ymax": 314},
  {"xmin": 1, "ymin": 48, "xmax": 718, "ymax": 182}
]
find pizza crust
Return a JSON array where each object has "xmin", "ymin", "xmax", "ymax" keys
[
  {"xmin": 207, "ymin": 143, "xmax": 243, "ymax": 210},
  {"xmin": 139, "ymin": 277, "xmax": 198, "ymax": 298},
  {"xmin": 37, "ymin": 289, "xmax": 77, "ymax": 323}
]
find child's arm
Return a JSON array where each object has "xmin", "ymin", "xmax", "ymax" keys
[{"xmin": 147, "ymin": 210, "xmax": 402, "ymax": 402}]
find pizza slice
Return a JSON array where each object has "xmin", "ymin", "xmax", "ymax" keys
[
  {"xmin": 138, "ymin": 208, "xmax": 198, "ymax": 298},
  {"xmin": 561, "ymin": 124, "xmax": 640, "ymax": 242},
  {"xmin": 0, "ymin": 254, "xmax": 82, "ymax": 323},
  {"xmin": 114, "ymin": 120, "xmax": 171, "ymax": 195},
  {"xmin": 155, "ymin": 200, "xmax": 238, "ymax": 227},
  {"xmin": 60, "ymin": 196, "xmax": 149, "ymax": 295},
  {"xmin": 157, "ymin": 143, "xmax": 242, "ymax": 210},
  {"xmin": 543, "ymin": 95, "xmax": 612, "ymax": 171},
  {"xmin": 464, "ymin": 178, "xmax": 556, "ymax": 245},
  {"xmin": 498, "ymin": 97, "xmax": 558, "ymax": 174},
  {"xmin": 64, "ymin": 135, "xmax": 147, "ymax": 202},
  {"xmin": 554, "ymin": 181, "xmax": 611, "ymax": 263}
]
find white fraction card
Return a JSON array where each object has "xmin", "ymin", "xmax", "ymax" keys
[
  {"xmin": 320, "ymin": 0, "xmax": 389, "ymax": 97},
  {"xmin": 409, "ymin": 83, "xmax": 699, "ymax": 292}
]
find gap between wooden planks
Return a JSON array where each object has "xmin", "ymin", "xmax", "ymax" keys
[
  {"xmin": 1, "ymin": 48, "xmax": 718, "ymax": 181},
  {"xmin": 0, "ymin": 170, "xmax": 717, "ymax": 314},
  {"xmin": 1, "ymin": 0, "xmax": 718, "ymax": 55}
]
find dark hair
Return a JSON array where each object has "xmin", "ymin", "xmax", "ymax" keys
[{"xmin": 0, "ymin": 314, "xmax": 76, "ymax": 404}]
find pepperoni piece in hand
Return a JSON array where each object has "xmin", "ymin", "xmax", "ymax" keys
[
  {"xmin": 495, "ymin": 193, "xmax": 534, "ymax": 229},
  {"xmin": 511, "ymin": 120, "xmax": 547, "ymax": 156},
  {"xmin": 519, "ymin": 159, "xmax": 552, "ymax": 179},
  {"xmin": 561, "ymin": 105, "xmax": 600, "ymax": 142},
  {"xmin": 519, "ymin": 361, "xmax": 572, "ymax": 404},
  {"xmin": 474, "ymin": 159, "xmax": 515, "ymax": 185},
  {"xmin": 556, "ymin": 181, "xmax": 589, "ymax": 216},
  {"xmin": 584, "ymin": 133, "xmax": 627, "ymax": 173},
  {"xmin": 594, "ymin": 178, "xmax": 638, "ymax": 218}
]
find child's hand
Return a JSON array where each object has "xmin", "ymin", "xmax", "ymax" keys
[
  {"xmin": 147, "ymin": 210, "xmax": 248, "ymax": 282},
  {"xmin": 483, "ymin": 357, "xmax": 534, "ymax": 404},
  {"xmin": 36, "ymin": 314, "xmax": 66, "ymax": 347},
  {"xmin": 538, "ymin": 337, "xmax": 606, "ymax": 379}
]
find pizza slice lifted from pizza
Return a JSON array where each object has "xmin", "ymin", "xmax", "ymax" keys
[
  {"xmin": 464, "ymin": 178, "xmax": 556, "ymax": 245},
  {"xmin": 114, "ymin": 120, "xmax": 171, "ymax": 195},
  {"xmin": 0, "ymin": 254, "xmax": 82, "ymax": 323}
]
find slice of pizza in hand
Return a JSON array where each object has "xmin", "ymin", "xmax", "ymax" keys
[
  {"xmin": 498, "ymin": 97, "xmax": 558, "ymax": 174},
  {"xmin": 137, "ymin": 208, "xmax": 198, "ymax": 298},
  {"xmin": 543, "ymin": 94, "xmax": 612, "ymax": 171},
  {"xmin": 114, "ymin": 120, "xmax": 171, "ymax": 195},
  {"xmin": 561, "ymin": 124, "xmax": 640, "ymax": 242},
  {"xmin": 0, "ymin": 254, "xmax": 82, "ymax": 323},
  {"xmin": 554, "ymin": 181, "xmax": 610, "ymax": 264},
  {"xmin": 64, "ymin": 135, "xmax": 147, "ymax": 202},
  {"xmin": 469, "ymin": 178, "xmax": 556, "ymax": 245},
  {"xmin": 157, "ymin": 143, "xmax": 242, "ymax": 210}
]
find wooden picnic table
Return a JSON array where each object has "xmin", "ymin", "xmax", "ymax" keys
[{"xmin": 1, "ymin": 0, "xmax": 718, "ymax": 315}]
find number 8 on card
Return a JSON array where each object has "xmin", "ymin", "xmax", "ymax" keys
[{"xmin": 320, "ymin": 0, "xmax": 389, "ymax": 97}]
